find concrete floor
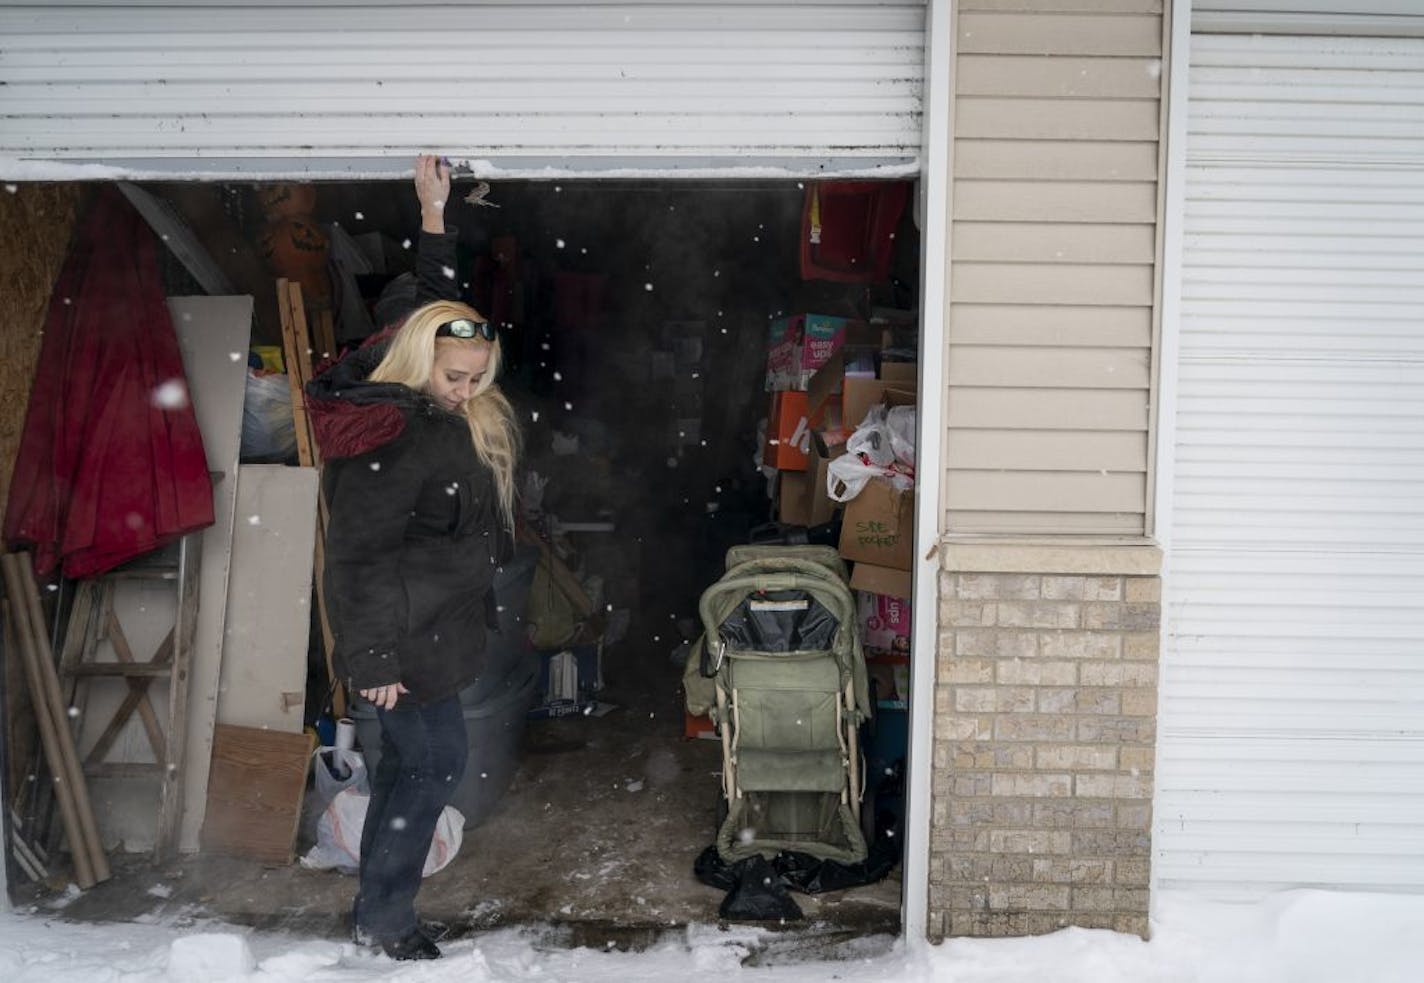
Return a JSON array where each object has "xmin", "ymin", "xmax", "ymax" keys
[{"xmin": 22, "ymin": 635, "xmax": 903, "ymax": 957}]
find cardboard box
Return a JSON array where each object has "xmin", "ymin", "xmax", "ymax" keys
[
  {"xmin": 765, "ymin": 314, "xmax": 851, "ymax": 391},
  {"xmin": 776, "ymin": 431, "xmax": 846, "ymax": 526},
  {"xmin": 857, "ymin": 589, "xmax": 911, "ymax": 654},
  {"xmin": 528, "ymin": 642, "xmax": 602, "ymax": 719},
  {"xmin": 684, "ymin": 711, "xmax": 719, "ymax": 741},
  {"xmin": 839, "ymin": 478, "xmax": 914, "ymax": 570},
  {"xmin": 765, "ymin": 390, "xmax": 811, "ymax": 470},
  {"xmin": 807, "ymin": 344, "xmax": 918, "ymax": 437},
  {"xmin": 849, "ymin": 560, "xmax": 914, "ymax": 600},
  {"xmin": 866, "ymin": 653, "xmax": 910, "ymax": 709}
]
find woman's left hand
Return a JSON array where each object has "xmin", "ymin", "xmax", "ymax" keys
[
  {"xmin": 415, "ymin": 154, "xmax": 450, "ymax": 233},
  {"xmin": 360, "ymin": 681, "xmax": 410, "ymax": 710}
]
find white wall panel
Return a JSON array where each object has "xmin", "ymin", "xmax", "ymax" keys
[
  {"xmin": 0, "ymin": 1, "xmax": 925, "ymax": 178},
  {"xmin": 1158, "ymin": 32, "xmax": 1424, "ymax": 899}
]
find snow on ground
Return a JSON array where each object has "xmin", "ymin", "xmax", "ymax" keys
[{"xmin": 1, "ymin": 890, "xmax": 1422, "ymax": 982}]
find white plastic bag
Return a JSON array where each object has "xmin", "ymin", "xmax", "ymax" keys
[
  {"xmin": 299, "ymin": 748, "xmax": 464, "ymax": 877},
  {"xmin": 240, "ymin": 370, "xmax": 296, "ymax": 462},
  {"xmin": 885, "ymin": 405, "xmax": 917, "ymax": 469},
  {"xmin": 826, "ymin": 404, "xmax": 918, "ymax": 502}
]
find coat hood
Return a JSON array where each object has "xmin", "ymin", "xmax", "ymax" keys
[{"xmin": 305, "ymin": 337, "xmax": 424, "ymax": 460}]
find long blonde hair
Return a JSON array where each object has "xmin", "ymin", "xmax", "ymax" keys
[{"xmin": 368, "ymin": 299, "xmax": 520, "ymax": 531}]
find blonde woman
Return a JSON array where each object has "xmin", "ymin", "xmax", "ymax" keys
[{"xmin": 306, "ymin": 294, "xmax": 520, "ymax": 960}]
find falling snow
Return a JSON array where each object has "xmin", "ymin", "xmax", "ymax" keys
[{"xmin": 151, "ymin": 379, "xmax": 189, "ymax": 410}]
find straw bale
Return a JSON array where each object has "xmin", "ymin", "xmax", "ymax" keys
[{"xmin": 0, "ymin": 183, "xmax": 82, "ymax": 522}]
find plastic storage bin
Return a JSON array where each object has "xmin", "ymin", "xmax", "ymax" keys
[{"xmin": 351, "ymin": 661, "xmax": 537, "ymax": 830}]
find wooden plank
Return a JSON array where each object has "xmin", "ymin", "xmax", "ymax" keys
[
  {"xmin": 954, "ymin": 222, "xmax": 1158, "ymax": 264},
  {"xmin": 950, "ymin": 304, "xmax": 1153, "ymax": 349},
  {"xmin": 286, "ymin": 280, "xmax": 318, "ymax": 388},
  {"xmin": 956, "ymin": 53, "xmax": 1162, "ymax": 98},
  {"xmin": 82, "ymin": 629, "xmax": 172, "ymax": 766},
  {"xmin": 200, "ymin": 724, "xmax": 315, "ymax": 865},
  {"xmin": 956, "ymin": 97, "xmax": 1162, "ymax": 142},
  {"xmin": 312, "ymin": 306, "xmax": 336, "ymax": 364},
  {"xmin": 217, "ymin": 465, "xmax": 319, "ymax": 733},
  {"xmin": 101, "ymin": 611, "xmax": 168, "ymax": 762},
  {"xmin": 69, "ymin": 663, "xmax": 172, "ymax": 679},
  {"xmin": 957, "ymin": 11, "xmax": 1163, "ymax": 57},
  {"xmin": 952, "ymin": 262, "xmax": 1155, "ymax": 307},
  {"xmin": 313, "ymin": 495, "xmax": 342, "ymax": 720},
  {"xmin": 169, "ymin": 296, "xmax": 250, "ymax": 855},
  {"xmin": 955, "ymin": 180, "xmax": 1158, "ymax": 223},
  {"xmin": 955, "ymin": 139, "xmax": 1160, "ymax": 181},
  {"xmin": 276, "ymin": 279, "xmax": 316, "ymax": 468}
]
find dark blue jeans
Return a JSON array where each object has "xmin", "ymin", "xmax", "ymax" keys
[{"xmin": 355, "ymin": 695, "xmax": 467, "ymax": 942}]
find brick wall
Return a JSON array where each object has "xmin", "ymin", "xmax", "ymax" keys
[{"xmin": 928, "ymin": 546, "xmax": 1161, "ymax": 940}]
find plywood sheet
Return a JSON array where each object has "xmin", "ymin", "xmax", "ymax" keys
[
  {"xmin": 170, "ymin": 295, "xmax": 252, "ymax": 853},
  {"xmin": 217, "ymin": 465, "xmax": 319, "ymax": 732},
  {"xmin": 200, "ymin": 724, "xmax": 314, "ymax": 864}
]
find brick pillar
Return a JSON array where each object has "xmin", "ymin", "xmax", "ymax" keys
[{"xmin": 927, "ymin": 543, "xmax": 1161, "ymax": 940}]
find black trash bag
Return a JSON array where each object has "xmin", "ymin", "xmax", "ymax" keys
[
  {"xmin": 717, "ymin": 854, "xmax": 804, "ymax": 922},
  {"xmin": 694, "ymin": 818, "xmax": 901, "ymax": 922},
  {"xmin": 693, "ymin": 845, "xmax": 738, "ymax": 892},
  {"xmin": 778, "ymin": 816, "xmax": 902, "ymax": 894}
]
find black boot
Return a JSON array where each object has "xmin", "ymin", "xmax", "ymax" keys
[{"xmin": 380, "ymin": 928, "xmax": 442, "ymax": 961}]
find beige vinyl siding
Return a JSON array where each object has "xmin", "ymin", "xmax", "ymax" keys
[{"xmin": 946, "ymin": 0, "xmax": 1164, "ymax": 535}]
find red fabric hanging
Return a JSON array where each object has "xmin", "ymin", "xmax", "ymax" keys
[
  {"xmin": 3, "ymin": 187, "xmax": 214, "ymax": 579},
  {"xmin": 799, "ymin": 181, "xmax": 911, "ymax": 284}
]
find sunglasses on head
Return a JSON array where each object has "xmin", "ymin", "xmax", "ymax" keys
[{"xmin": 435, "ymin": 317, "xmax": 496, "ymax": 341}]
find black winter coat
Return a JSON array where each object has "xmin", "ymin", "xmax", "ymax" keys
[{"xmin": 305, "ymin": 230, "xmax": 510, "ymax": 704}]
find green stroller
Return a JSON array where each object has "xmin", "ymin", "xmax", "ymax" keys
[{"xmin": 684, "ymin": 545, "xmax": 872, "ymax": 867}]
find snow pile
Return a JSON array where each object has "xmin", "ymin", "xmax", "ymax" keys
[
  {"xmin": 1, "ymin": 889, "xmax": 1422, "ymax": 982},
  {"xmin": 166, "ymin": 932, "xmax": 255, "ymax": 980}
]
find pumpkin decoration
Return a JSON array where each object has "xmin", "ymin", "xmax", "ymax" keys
[
  {"xmin": 255, "ymin": 181, "xmax": 329, "ymax": 300},
  {"xmin": 259, "ymin": 215, "xmax": 330, "ymax": 301},
  {"xmin": 255, "ymin": 182, "xmax": 318, "ymax": 221}
]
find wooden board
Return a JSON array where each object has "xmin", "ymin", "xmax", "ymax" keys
[
  {"xmin": 276, "ymin": 279, "xmax": 317, "ymax": 467},
  {"xmin": 200, "ymin": 724, "xmax": 315, "ymax": 865},
  {"xmin": 170, "ymin": 295, "xmax": 252, "ymax": 853},
  {"xmin": 216, "ymin": 465, "xmax": 319, "ymax": 732}
]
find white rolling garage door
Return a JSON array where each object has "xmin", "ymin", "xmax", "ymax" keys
[
  {"xmin": 1156, "ymin": 31, "xmax": 1424, "ymax": 897},
  {"xmin": 0, "ymin": 1, "xmax": 925, "ymax": 180}
]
